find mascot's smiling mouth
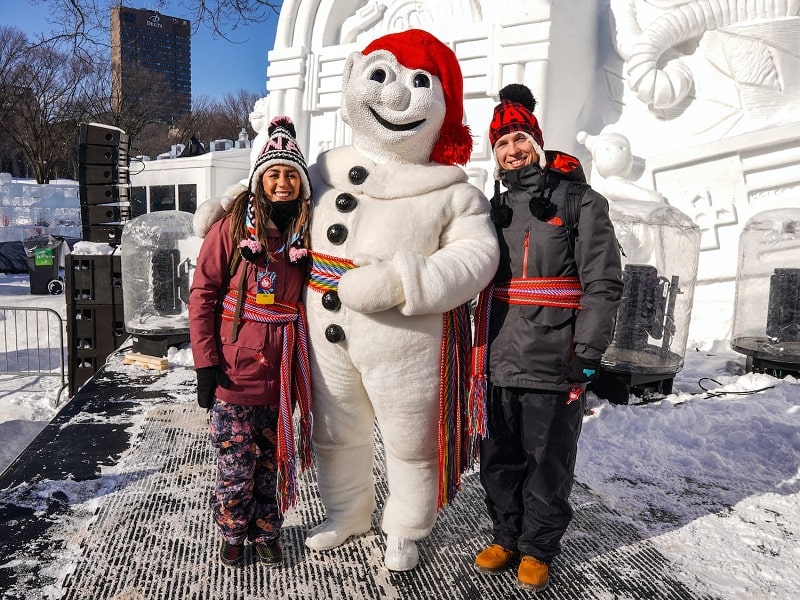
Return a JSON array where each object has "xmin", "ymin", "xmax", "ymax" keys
[{"xmin": 369, "ymin": 108, "xmax": 425, "ymax": 131}]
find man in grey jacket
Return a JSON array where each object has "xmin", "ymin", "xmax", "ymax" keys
[{"xmin": 470, "ymin": 84, "xmax": 623, "ymax": 592}]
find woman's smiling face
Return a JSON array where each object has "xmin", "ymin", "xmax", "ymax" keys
[{"xmin": 261, "ymin": 165, "xmax": 301, "ymax": 202}]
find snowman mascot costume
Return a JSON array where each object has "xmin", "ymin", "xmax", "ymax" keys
[{"xmin": 304, "ymin": 29, "xmax": 498, "ymax": 572}]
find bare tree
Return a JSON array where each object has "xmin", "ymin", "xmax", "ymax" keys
[
  {"xmin": 82, "ymin": 62, "xmax": 173, "ymax": 147},
  {"xmin": 159, "ymin": 90, "xmax": 260, "ymax": 155},
  {"xmin": 0, "ymin": 29, "xmax": 94, "ymax": 183},
  {"xmin": 1, "ymin": 23, "xmax": 265, "ymax": 178},
  {"xmin": 218, "ymin": 88, "xmax": 262, "ymax": 139},
  {"xmin": 0, "ymin": 27, "xmax": 29, "ymax": 133}
]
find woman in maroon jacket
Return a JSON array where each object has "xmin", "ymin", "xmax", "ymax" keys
[{"xmin": 189, "ymin": 116, "xmax": 313, "ymax": 568}]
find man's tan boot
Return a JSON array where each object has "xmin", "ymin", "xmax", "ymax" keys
[
  {"xmin": 517, "ymin": 555, "xmax": 549, "ymax": 591},
  {"xmin": 474, "ymin": 543, "xmax": 519, "ymax": 574}
]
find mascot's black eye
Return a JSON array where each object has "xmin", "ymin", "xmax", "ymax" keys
[
  {"xmin": 413, "ymin": 73, "xmax": 430, "ymax": 88},
  {"xmin": 370, "ymin": 69, "xmax": 386, "ymax": 83}
]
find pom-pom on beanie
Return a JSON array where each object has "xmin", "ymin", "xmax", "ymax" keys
[
  {"xmin": 249, "ymin": 116, "xmax": 311, "ymax": 200},
  {"xmin": 362, "ymin": 29, "xmax": 473, "ymax": 166},
  {"xmin": 489, "ymin": 84, "xmax": 544, "ymax": 148}
]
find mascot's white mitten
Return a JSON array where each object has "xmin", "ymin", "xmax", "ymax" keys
[
  {"xmin": 338, "ymin": 254, "xmax": 404, "ymax": 313},
  {"xmin": 192, "ymin": 181, "xmax": 246, "ymax": 238}
]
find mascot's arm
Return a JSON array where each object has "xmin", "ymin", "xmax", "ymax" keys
[
  {"xmin": 395, "ymin": 187, "xmax": 498, "ymax": 315},
  {"xmin": 339, "ymin": 185, "xmax": 498, "ymax": 315},
  {"xmin": 337, "ymin": 253, "xmax": 405, "ymax": 313}
]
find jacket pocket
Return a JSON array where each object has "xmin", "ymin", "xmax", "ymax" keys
[
  {"xmin": 219, "ymin": 320, "xmax": 275, "ymax": 387},
  {"xmin": 519, "ymin": 307, "xmax": 574, "ymax": 381}
]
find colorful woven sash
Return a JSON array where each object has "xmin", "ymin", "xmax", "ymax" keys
[
  {"xmin": 306, "ymin": 251, "xmax": 474, "ymax": 509},
  {"xmin": 493, "ymin": 277, "xmax": 583, "ymax": 307},
  {"xmin": 221, "ymin": 292, "xmax": 313, "ymax": 512},
  {"xmin": 308, "ymin": 251, "xmax": 356, "ymax": 293},
  {"xmin": 469, "ymin": 277, "xmax": 583, "ymax": 435},
  {"xmin": 437, "ymin": 302, "xmax": 476, "ymax": 509}
]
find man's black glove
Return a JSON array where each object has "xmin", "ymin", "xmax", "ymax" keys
[
  {"xmin": 568, "ymin": 356, "xmax": 601, "ymax": 384},
  {"xmin": 196, "ymin": 366, "xmax": 230, "ymax": 410}
]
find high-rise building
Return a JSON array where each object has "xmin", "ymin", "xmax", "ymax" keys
[{"xmin": 110, "ymin": 6, "xmax": 191, "ymax": 124}]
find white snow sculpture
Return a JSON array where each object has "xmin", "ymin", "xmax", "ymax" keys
[{"xmin": 577, "ymin": 130, "xmax": 665, "ymax": 203}]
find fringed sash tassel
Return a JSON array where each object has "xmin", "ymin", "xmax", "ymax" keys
[
  {"xmin": 221, "ymin": 293, "xmax": 313, "ymax": 512},
  {"xmin": 437, "ymin": 303, "xmax": 474, "ymax": 509}
]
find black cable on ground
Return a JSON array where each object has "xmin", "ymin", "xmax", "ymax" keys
[{"xmin": 697, "ymin": 377, "xmax": 775, "ymax": 399}]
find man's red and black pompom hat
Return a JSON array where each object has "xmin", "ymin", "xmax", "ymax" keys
[{"xmin": 489, "ymin": 83, "xmax": 544, "ymax": 149}]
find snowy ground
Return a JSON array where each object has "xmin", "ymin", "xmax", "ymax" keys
[
  {"xmin": 1, "ymin": 270, "xmax": 799, "ymax": 598},
  {"xmin": 0, "ymin": 271, "xmax": 195, "ymax": 472},
  {"xmin": 1, "ymin": 273, "xmax": 70, "ymax": 471}
]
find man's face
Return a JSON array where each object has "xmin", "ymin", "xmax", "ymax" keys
[
  {"xmin": 342, "ymin": 49, "xmax": 446, "ymax": 163},
  {"xmin": 493, "ymin": 131, "xmax": 538, "ymax": 171}
]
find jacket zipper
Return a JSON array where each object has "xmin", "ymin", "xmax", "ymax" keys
[{"xmin": 522, "ymin": 228, "xmax": 530, "ymax": 278}]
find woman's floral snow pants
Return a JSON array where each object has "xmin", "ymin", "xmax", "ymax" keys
[{"xmin": 209, "ymin": 401, "xmax": 282, "ymax": 545}]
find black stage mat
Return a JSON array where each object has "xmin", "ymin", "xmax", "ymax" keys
[{"xmin": 1, "ymin": 353, "xmax": 719, "ymax": 600}]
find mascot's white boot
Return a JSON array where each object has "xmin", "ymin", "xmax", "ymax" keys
[
  {"xmin": 384, "ymin": 535, "xmax": 419, "ymax": 572},
  {"xmin": 304, "ymin": 444, "xmax": 375, "ymax": 551}
]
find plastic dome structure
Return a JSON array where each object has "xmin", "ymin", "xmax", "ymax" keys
[
  {"xmin": 594, "ymin": 199, "xmax": 701, "ymax": 403},
  {"xmin": 730, "ymin": 208, "xmax": 800, "ymax": 377},
  {"xmin": 120, "ymin": 210, "xmax": 201, "ymax": 356}
]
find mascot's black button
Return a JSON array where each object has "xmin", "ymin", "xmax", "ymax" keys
[
  {"xmin": 321, "ymin": 290, "xmax": 341, "ymax": 311},
  {"xmin": 325, "ymin": 324, "xmax": 345, "ymax": 343},
  {"xmin": 348, "ymin": 166, "xmax": 368, "ymax": 184},
  {"xmin": 335, "ymin": 193, "xmax": 357, "ymax": 212},
  {"xmin": 327, "ymin": 223, "xmax": 348, "ymax": 244}
]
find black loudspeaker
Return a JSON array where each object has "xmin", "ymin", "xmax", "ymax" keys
[
  {"xmin": 79, "ymin": 185, "xmax": 129, "ymax": 206},
  {"xmin": 766, "ymin": 268, "xmax": 800, "ymax": 342},
  {"xmin": 83, "ymin": 224, "xmax": 124, "ymax": 244},
  {"xmin": 612, "ymin": 264, "xmax": 670, "ymax": 351},
  {"xmin": 79, "ymin": 123, "xmax": 128, "ymax": 147},
  {"xmin": 78, "ymin": 144, "xmax": 120, "ymax": 166},
  {"xmin": 78, "ymin": 123, "xmax": 131, "ymax": 243},
  {"xmin": 81, "ymin": 204, "xmax": 131, "ymax": 225},
  {"xmin": 79, "ymin": 164, "xmax": 124, "ymax": 186},
  {"xmin": 151, "ymin": 250, "xmax": 182, "ymax": 315}
]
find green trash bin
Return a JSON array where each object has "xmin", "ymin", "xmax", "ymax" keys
[{"xmin": 23, "ymin": 235, "xmax": 65, "ymax": 295}]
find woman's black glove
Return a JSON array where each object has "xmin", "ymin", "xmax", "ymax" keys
[
  {"xmin": 196, "ymin": 366, "xmax": 230, "ymax": 410},
  {"xmin": 568, "ymin": 356, "xmax": 601, "ymax": 384}
]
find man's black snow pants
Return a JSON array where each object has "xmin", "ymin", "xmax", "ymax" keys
[{"xmin": 479, "ymin": 385, "xmax": 584, "ymax": 563}]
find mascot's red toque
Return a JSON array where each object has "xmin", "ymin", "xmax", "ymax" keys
[{"xmin": 363, "ymin": 29, "xmax": 474, "ymax": 166}]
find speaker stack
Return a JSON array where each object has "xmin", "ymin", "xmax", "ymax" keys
[
  {"xmin": 78, "ymin": 123, "xmax": 131, "ymax": 245},
  {"xmin": 67, "ymin": 123, "xmax": 131, "ymax": 395}
]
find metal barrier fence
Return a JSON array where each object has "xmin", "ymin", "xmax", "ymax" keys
[{"xmin": 0, "ymin": 305, "xmax": 68, "ymax": 406}]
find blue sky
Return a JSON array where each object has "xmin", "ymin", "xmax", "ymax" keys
[{"xmin": 0, "ymin": 0, "xmax": 279, "ymax": 100}]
